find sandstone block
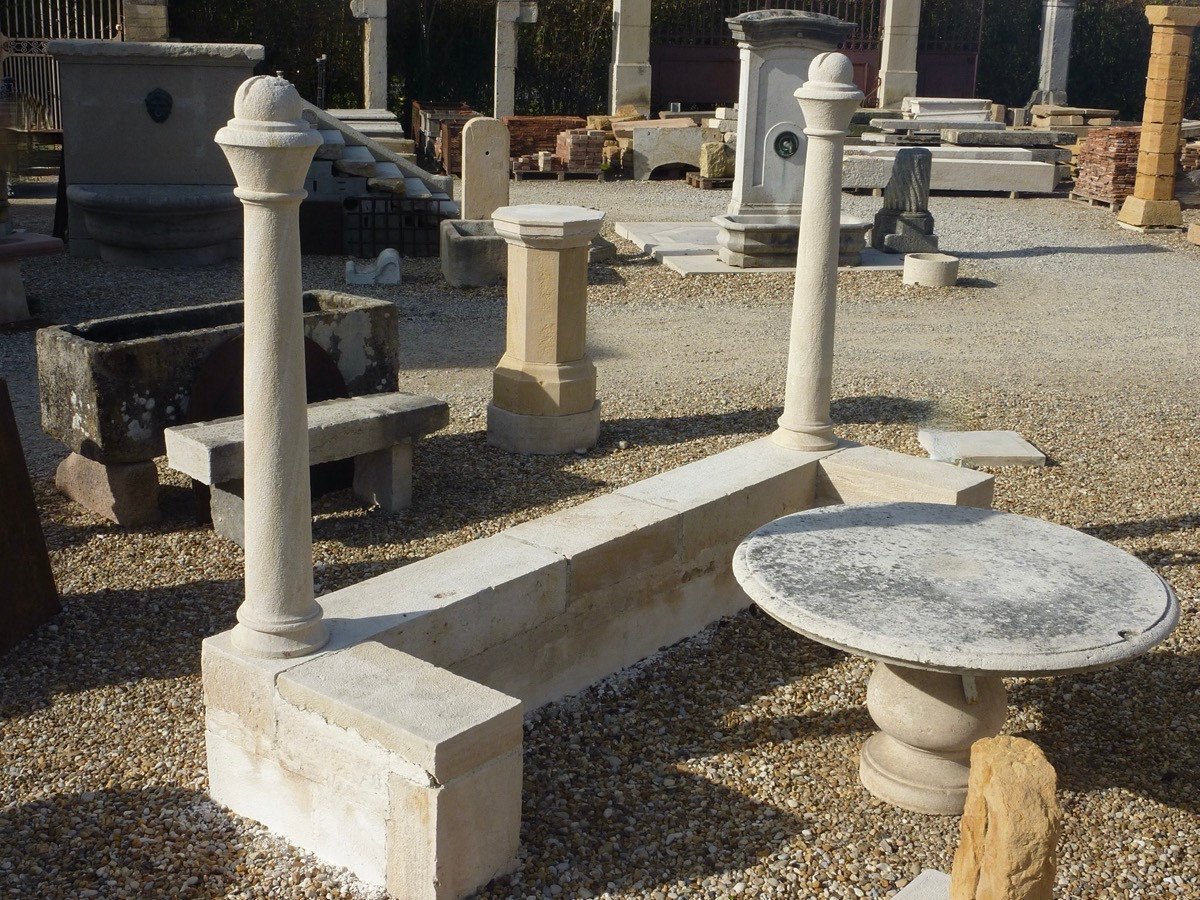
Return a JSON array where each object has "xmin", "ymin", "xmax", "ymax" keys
[
  {"xmin": 1118, "ymin": 195, "xmax": 1184, "ymax": 228},
  {"xmin": 1137, "ymin": 150, "xmax": 1180, "ymax": 179},
  {"xmin": 1134, "ymin": 171, "xmax": 1178, "ymax": 200},
  {"xmin": 699, "ymin": 141, "xmax": 735, "ymax": 179},
  {"xmin": 1188, "ymin": 222, "xmax": 1200, "ymax": 245},
  {"xmin": 1146, "ymin": 76, "xmax": 1188, "ymax": 103},
  {"xmin": 950, "ymin": 736, "xmax": 1060, "ymax": 900},
  {"xmin": 1143, "ymin": 97, "xmax": 1185, "ymax": 125},
  {"xmin": 55, "ymin": 453, "xmax": 160, "ymax": 525}
]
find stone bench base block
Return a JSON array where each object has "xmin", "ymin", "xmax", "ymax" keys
[
  {"xmin": 55, "ymin": 453, "xmax": 161, "ymax": 526},
  {"xmin": 0, "ymin": 261, "xmax": 32, "ymax": 324},
  {"xmin": 486, "ymin": 401, "xmax": 601, "ymax": 455}
]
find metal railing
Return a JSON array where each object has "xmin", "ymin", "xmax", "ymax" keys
[{"xmin": 2, "ymin": 0, "xmax": 124, "ymax": 133}]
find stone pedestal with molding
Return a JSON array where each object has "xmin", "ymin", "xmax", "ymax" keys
[
  {"xmin": 1118, "ymin": 5, "xmax": 1200, "ymax": 230},
  {"xmin": 878, "ymin": 0, "xmax": 922, "ymax": 109},
  {"xmin": 488, "ymin": 205, "xmax": 605, "ymax": 455},
  {"xmin": 216, "ymin": 76, "xmax": 328, "ymax": 659},
  {"xmin": 350, "ymin": 0, "xmax": 389, "ymax": 110},
  {"xmin": 1028, "ymin": 0, "xmax": 1078, "ymax": 108},
  {"xmin": 494, "ymin": 1, "xmax": 537, "ymax": 119},
  {"xmin": 610, "ymin": 0, "xmax": 652, "ymax": 115}
]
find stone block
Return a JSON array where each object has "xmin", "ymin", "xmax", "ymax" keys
[
  {"xmin": 209, "ymin": 479, "xmax": 245, "ymax": 546},
  {"xmin": 1139, "ymin": 121, "xmax": 1182, "ymax": 147},
  {"xmin": 440, "ymin": 219, "xmax": 507, "ymax": 288},
  {"xmin": 346, "ymin": 249, "xmax": 402, "ymax": 285},
  {"xmin": 1137, "ymin": 151, "xmax": 1180, "ymax": 179},
  {"xmin": 1188, "ymin": 222, "xmax": 1200, "ymax": 245},
  {"xmin": 630, "ymin": 125, "xmax": 704, "ymax": 180},
  {"xmin": 353, "ymin": 440, "xmax": 413, "ymax": 512},
  {"xmin": 486, "ymin": 401, "xmax": 601, "ymax": 456},
  {"xmin": 1142, "ymin": 97, "xmax": 1185, "ymax": 125},
  {"xmin": 335, "ymin": 145, "xmax": 378, "ymax": 178},
  {"xmin": 461, "ymin": 118, "xmax": 511, "ymax": 221},
  {"xmin": 917, "ymin": 429, "xmax": 1046, "ymax": 468},
  {"xmin": 1117, "ymin": 195, "xmax": 1183, "ymax": 228},
  {"xmin": 950, "ymin": 736, "xmax": 1060, "ymax": 899},
  {"xmin": 387, "ymin": 750, "xmax": 522, "ymax": 900},
  {"xmin": 939, "ymin": 129, "xmax": 1074, "ymax": 147},
  {"xmin": 699, "ymin": 141, "xmax": 735, "ymax": 179},
  {"xmin": 491, "ymin": 357, "xmax": 597, "ymax": 418},
  {"xmin": 316, "ymin": 129, "xmax": 346, "ymax": 160},
  {"xmin": 1146, "ymin": 76, "xmax": 1188, "ymax": 103},
  {"xmin": 201, "ymin": 631, "xmax": 314, "ymax": 741},
  {"xmin": 277, "ymin": 642, "xmax": 522, "ymax": 784},
  {"xmin": 817, "ymin": 444, "xmax": 994, "ymax": 508},
  {"xmin": 1134, "ymin": 171, "xmax": 1178, "ymax": 201},
  {"xmin": 54, "ymin": 453, "xmax": 160, "ymax": 526}
]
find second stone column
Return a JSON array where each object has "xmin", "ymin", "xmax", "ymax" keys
[{"xmin": 488, "ymin": 204, "xmax": 605, "ymax": 455}]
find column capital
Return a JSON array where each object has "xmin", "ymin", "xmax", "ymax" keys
[
  {"xmin": 796, "ymin": 53, "xmax": 864, "ymax": 136},
  {"xmin": 216, "ymin": 77, "xmax": 322, "ymax": 199},
  {"xmin": 492, "ymin": 205, "xmax": 605, "ymax": 250},
  {"xmin": 1146, "ymin": 5, "xmax": 1200, "ymax": 28}
]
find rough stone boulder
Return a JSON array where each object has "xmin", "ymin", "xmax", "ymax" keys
[{"xmin": 950, "ymin": 736, "xmax": 1061, "ymax": 900}]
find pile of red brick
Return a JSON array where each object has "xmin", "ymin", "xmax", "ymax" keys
[
  {"xmin": 512, "ymin": 151, "xmax": 561, "ymax": 174},
  {"xmin": 502, "ymin": 116, "xmax": 586, "ymax": 157},
  {"xmin": 1074, "ymin": 127, "xmax": 1142, "ymax": 204},
  {"xmin": 555, "ymin": 129, "xmax": 605, "ymax": 172},
  {"xmin": 435, "ymin": 118, "xmax": 472, "ymax": 175}
]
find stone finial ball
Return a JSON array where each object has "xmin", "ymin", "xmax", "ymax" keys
[
  {"xmin": 808, "ymin": 51, "xmax": 855, "ymax": 87},
  {"xmin": 233, "ymin": 75, "xmax": 303, "ymax": 123}
]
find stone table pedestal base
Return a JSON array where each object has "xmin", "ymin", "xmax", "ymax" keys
[
  {"xmin": 860, "ymin": 663, "xmax": 1008, "ymax": 815},
  {"xmin": 487, "ymin": 401, "xmax": 601, "ymax": 456}
]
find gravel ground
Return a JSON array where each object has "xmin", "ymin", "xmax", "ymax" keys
[{"xmin": 1, "ymin": 179, "xmax": 1197, "ymax": 899}]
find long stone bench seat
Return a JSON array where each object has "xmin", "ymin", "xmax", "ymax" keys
[{"xmin": 165, "ymin": 392, "xmax": 449, "ymax": 545}]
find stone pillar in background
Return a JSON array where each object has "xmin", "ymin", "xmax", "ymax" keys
[
  {"xmin": 0, "ymin": 31, "xmax": 11, "ymax": 236},
  {"xmin": 950, "ymin": 736, "xmax": 1061, "ymax": 899},
  {"xmin": 774, "ymin": 53, "xmax": 863, "ymax": 452},
  {"xmin": 350, "ymin": 0, "xmax": 389, "ymax": 110},
  {"xmin": 461, "ymin": 117, "xmax": 511, "ymax": 221},
  {"xmin": 1117, "ymin": 5, "xmax": 1200, "ymax": 230},
  {"xmin": 216, "ymin": 77, "xmax": 328, "ymax": 659},
  {"xmin": 495, "ymin": 1, "xmax": 538, "ymax": 119},
  {"xmin": 611, "ymin": 0, "xmax": 652, "ymax": 116},
  {"xmin": 487, "ymin": 204, "xmax": 605, "ymax": 455},
  {"xmin": 121, "ymin": 0, "xmax": 170, "ymax": 41},
  {"xmin": 1028, "ymin": 0, "xmax": 1077, "ymax": 108},
  {"xmin": 878, "ymin": 0, "xmax": 922, "ymax": 109}
]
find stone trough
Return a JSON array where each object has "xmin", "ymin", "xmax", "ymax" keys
[{"xmin": 37, "ymin": 290, "xmax": 400, "ymax": 524}]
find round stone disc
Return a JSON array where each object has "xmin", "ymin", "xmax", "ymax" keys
[{"xmin": 733, "ymin": 502, "xmax": 1179, "ymax": 676}]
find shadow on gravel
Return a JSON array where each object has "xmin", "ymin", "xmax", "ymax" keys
[
  {"xmin": 831, "ymin": 395, "xmax": 932, "ymax": 425},
  {"xmin": 475, "ymin": 609, "xmax": 861, "ymax": 898},
  {"xmin": 0, "ymin": 577, "xmax": 238, "ymax": 719},
  {"xmin": 956, "ymin": 243, "xmax": 1170, "ymax": 260},
  {"xmin": 0, "ymin": 786, "xmax": 255, "ymax": 898},
  {"xmin": 1009, "ymin": 649, "xmax": 1199, "ymax": 815}
]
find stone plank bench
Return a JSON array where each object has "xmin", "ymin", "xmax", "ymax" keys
[
  {"xmin": 1, "ymin": 233, "xmax": 65, "ymax": 324},
  {"xmin": 165, "ymin": 392, "xmax": 449, "ymax": 545}
]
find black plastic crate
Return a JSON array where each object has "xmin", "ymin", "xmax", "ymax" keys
[{"xmin": 342, "ymin": 196, "xmax": 452, "ymax": 258}]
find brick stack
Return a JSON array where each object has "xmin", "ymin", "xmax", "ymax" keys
[
  {"xmin": 435, "ymin": 118, "xmax": 472, "ymax": 175},
  {"xmin": 1074, "ymin": 127, "xmax": 1141, "ymax": 205},
  {"xmin": 555, "ymin": 129, "xmax": 605, "ymax": 172},
  {"xmin": 1182, "ymin": 141, "xmax": 1200, "ymax": 171},
  {"xmin": 512, "ymin": 151, "xmax": 561, "ymax": 175},
  {"xmin": 502, "ymin": 116, "xmax": 586, "ymax": 157}
]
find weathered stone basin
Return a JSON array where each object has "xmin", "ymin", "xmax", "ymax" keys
[
  {"xmin": 38, "ymin": 290, "xmax": 400, "ymax": 465},
  {"xmin": 440, "ymin": 219, "xmax": 507, "ymax": 288}
]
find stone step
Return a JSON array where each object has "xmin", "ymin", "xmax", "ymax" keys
[{"xmin": 336, "ymin": 145, "xmax": 378, "ymax": 177}]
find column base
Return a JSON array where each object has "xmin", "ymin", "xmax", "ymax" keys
[
  {"xmin": 771, "ymin": 424, "xmax": 837, "ymax": 452},
  {"xmin": 860, "ymin": 663, "xmax": 1008, "ymax": 815},
  {"xmin": 1117, "ymin": 196, "xmax": 1183, "ymax": 230},
  {"xmin": 231, "ymin": 617, "xmax": 330, "ymax": 660},
  {"xmin": 1026, "ymin": 88, "xmax": 1069, "ymax": 109},
  {"xmin": 487, "ymin": 401, "xmax": 601, "ymax": 455}
]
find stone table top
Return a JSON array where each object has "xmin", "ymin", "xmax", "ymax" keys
[{"xmin": 733, "ymin": 502, "xmax": 1179, "ymax": 677}]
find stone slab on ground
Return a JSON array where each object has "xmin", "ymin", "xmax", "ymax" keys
[
  {"xmin": 893, "ymin": 870, "xmax": 950, "ymax": 899},
  {"xmin": 941, "ymin": 129, "xmax": 1076, "ymax": 147},
  {"xmin": 918, "ymin": 428, "xmax": 1046, "ymax": 467},
  {"xmin": 871, "ymin": 119, "xmax": 1004, "ymax": 133},
  {"xmin": 844, "ymin": 156, "xmax": 1056, "ymax": 194},
  {"xmin": 614, "ymin": 221, "xmax": 905, "ymax": 275}
]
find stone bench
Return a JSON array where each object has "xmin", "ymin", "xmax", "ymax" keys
[
  {"xmin": 0, "ymin": 233, "xmax": 64, "ymax": 324},
  {"xmin": 165, "ymin": 392, "xmax": 449, "ymax": 545}
]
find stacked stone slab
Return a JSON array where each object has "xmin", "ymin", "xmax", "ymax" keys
[
  {"xmin": 872, "ymin": 148, "xmax": 938, "ymax": 254},
  {"xmin": 1074, "ymin": 127, "xmax": 1141, "ymax": 206},
  {"xmin": 1118, "ymin": 5, "xmax": 1200, "ymax": 229},
  {"xmin": 555, "ymin": 129, "xmax": 605, "ymax": 171},
  {"xmin": 503, "ymin": 115, "xmax": 586, "ymax": 156}
]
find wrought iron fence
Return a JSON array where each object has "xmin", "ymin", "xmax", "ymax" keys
[{"xmin": 1, "ymin": 0, "xmax": 125, "ymax": 132}]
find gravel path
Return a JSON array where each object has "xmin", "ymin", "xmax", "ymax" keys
[{"xmin": 1, "ymin": 181, "xmax": 1197, "ymax": 899}]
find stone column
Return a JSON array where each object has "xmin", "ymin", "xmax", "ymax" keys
[
  {"xmin": 878, "ymin": 0, "xmax": 922, "ymax": 109},
  {"xmin": 461, "ymin": 117, "xmax": 511, "ymax": 221},
  {"xmin": 1117, "ymin": 5, "xmax": 1200, "ymax": 230},
  {"xmin": 487, "ymin": 205, "xmax": 605, "ymax": 455},
  {"xmin": 1028, "ymin": 0, "xmax": 1077, "ymax": 108},
  {"xmin": 773, "ymin": 53, "xmax": 863, "ymax": 452},
  {"xmin": 610, "ymin": 0, "xmax": 652, "ymax": 116},
  {"xmin": 216, "ymin": 77, "xmax": 328, "ymax": 659},
  {"xmin": 351, "ymin": 0, "xmax": 389, "ymax": 110},
  {"xmin": 121, "ymin": 0, "xmax": 170, "ymax": 41},
  {"xmin": 495, "ymin": 1, "xmax": 537, "ymax": 119},
  {"xmin": 0, "ymin": 31, "xmax": 10, "ymax": 237}
]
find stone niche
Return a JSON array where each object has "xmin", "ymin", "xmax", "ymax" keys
[
  {"xmin": 48, "ymin": 40, "xmax": 263, "ymax": 266},
  {"xmin": 37, "ymin": 291, "xmax": 400, "ymax": 522}
]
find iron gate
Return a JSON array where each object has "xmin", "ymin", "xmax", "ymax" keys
[{"xmin": 2, "ymin": 0, "xmax": 124, "ymax": 133}]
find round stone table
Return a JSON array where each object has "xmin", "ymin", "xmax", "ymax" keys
[{"xmin": 733, "ymin": 502, "xmax": 1179, "ymax": 815}]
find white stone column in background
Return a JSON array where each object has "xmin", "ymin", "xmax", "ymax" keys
[
  {"xmin": 610, "ymin": 0, "xmax": 652, "ymax": 115},
  {"xmin": 774, "ymin": 53, "xmax": 864, "ymax": 451},
  {"xmin": 216, "ymin": 77, "xmax": 328, "ymax": 658},
  {"xmin": 495, "ymin": 1, "xmax": 537, "ymax": 119},
  {"xmin": 878, "ymin": 0, "xmax": 922, "ymax": 109},
  {"xmin": 351, "ymin": 0, "xmax": 389, "ymax": 110},
  {"xmin": 1029, "ymin": 0, "xmax": 1078, "ymax": 108}
]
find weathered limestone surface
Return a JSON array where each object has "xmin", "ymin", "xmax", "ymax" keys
[
  {"xmin": 461, "ymin": 118, "xmax": 511, "ymax": 220},
  {"xmin": 878, "ymin": 0, "xmax": 923, "ymax": 109},
  {"xmin": 121, "ymin": 0, "xmax": 170, "ymax": 41},
  {"xmin": 919, "ymin": 429, "xmax": 1046, "ymax": 468},
  {"xmin": 872, "ymin": 147, "xmax": 938, "ymax": 254},
  {"xmin": 494, "ymin": 1, "xmax": 537, "ymax": 118},
  {"xmin": 631, "ymin": 124, "xmax": 703, "ymax": 180},
  {"xmin": 349, "ymin": 0, "xmax": 388, "ymax": 110},
  {"xmin": 1029, "ymin": 0, "xmax": 1078, "ymax": 108},
  {"xmin": 488, "ymin": 205, "xmax": 604, "ymax": 454},
  {"xmin": 611, "ymin": 0, "xmax": 652, "ymax": 115},
  {"xmin": 950, "ymin": 736, "xmax": 1061, "ymax": 900},
  {"xmin": 700, "ymin": 141, "xmax": 736, "ymax": 179}
]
